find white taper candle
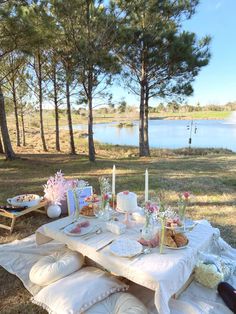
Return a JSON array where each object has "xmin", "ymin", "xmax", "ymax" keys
[
  {"xmin": 112, "ymin": 165, "xmax": 116, "ymax": 195},
  {"xmin": 145, "ymin": 169, "xmax": 149, "ymax": 202}
]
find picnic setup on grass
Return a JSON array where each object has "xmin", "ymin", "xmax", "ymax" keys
[{"xmin": 0, "ymin": 167, "xmax": 236, "ymax": 314}]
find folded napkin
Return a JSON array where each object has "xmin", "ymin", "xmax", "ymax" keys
[{"xmin": 106, "ymin": 221, "xmax": 126, "ymax": 235}]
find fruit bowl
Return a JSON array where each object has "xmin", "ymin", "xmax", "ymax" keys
[{"xmin": 7, "ymin": 194, "xmax": 42, "ymax": 208}]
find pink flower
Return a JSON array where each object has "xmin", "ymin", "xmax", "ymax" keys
[
  {"xmin": 103, "ymin": 193, "xmax": 109, "ymax": 200},
  {"xmin": 183, "ymin": 192, "xmax": 190, "ymax": 200},
  {"xmin": 145, "ymin": 201, "xmax": 159, "ymax": 214}
]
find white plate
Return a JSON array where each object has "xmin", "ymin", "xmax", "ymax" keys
[
  {"xmin": 165, "ymin": 219, "xmax": 197, "ymax": 232},
  {"xmin": 164, "ymin": 238, "xmax": 189, "ymax": 250},
  {"xmin": 79, "ymin": 214, "xmax": 96, "ymax": 219},
  {"xmin": 110, "ymin": 238, "xmax": 143, "ymax": 257},
  {"xmin": 164, "ymin": 244, "xmax": 189, "ymax": 250},
  {"xmin": 64, "ymin": 222, "xmax": 94, "ymax": 237}
]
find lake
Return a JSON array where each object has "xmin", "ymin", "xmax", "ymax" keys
[{"xmin": 74, "ymin": 119, "xmax": 236, "ymax": 152}]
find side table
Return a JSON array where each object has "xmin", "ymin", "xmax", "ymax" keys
[{"xmin": 0, "ymin": 200, "xmax": 48, "ymax": 233}]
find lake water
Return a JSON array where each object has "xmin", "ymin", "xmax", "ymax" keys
[{"xmin": 74, "ymin": 119, "xmax": 236, "ymax": 152}]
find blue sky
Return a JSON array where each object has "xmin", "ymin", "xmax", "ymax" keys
[{"xmin": 111, "ymin": 0, "xmax": 236, "ymax": 107}]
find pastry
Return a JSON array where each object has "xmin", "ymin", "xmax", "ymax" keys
[
  {"xmin": 163, "ymin": 229, "xmax": 177, "ymax": 248},
  {"xmin": 116, "ymin": 191, "xmax": 137, "ymax": 212},
  {"xmin": 80, "ymin": 206, "xmax": 95, "ymax": 216},
  {"xmin": 174, "ymin": 233, "xmax": 188, "ymax": 247}
]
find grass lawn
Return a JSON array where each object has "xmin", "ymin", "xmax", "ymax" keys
[{"xmin": 0, "ymin": 132, "xmax": 236, "ymax": 312}]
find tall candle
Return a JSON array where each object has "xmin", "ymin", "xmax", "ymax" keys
[
  {"xmin": 112, "ymin": 165, "xmax": 116, "ymax": 195},
  {"xmin": 145, "ymin": 169, "xmax": 149, "ymax": 202}
]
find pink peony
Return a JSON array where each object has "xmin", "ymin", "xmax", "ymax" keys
[{"xmin": 183, "ymin": 192, "xmax": 190, "ymax": 200}]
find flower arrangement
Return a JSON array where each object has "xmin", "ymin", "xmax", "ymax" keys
[
  {"xmin": 178, "ymin": 191, "xmax": 191, "ymax": 221},
  {"xmin": 98, "ymin": 176, "xmax": 112, "ymax": 209},
  {"xmin": 43, "ymin": 171, "xmax": 70, "ymax": 205},
  {"xmin": 155, "ymin": 207, "xmax": 178, "ymax": 253}
]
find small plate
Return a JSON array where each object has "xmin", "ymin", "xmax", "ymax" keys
[
  {"xmin": 64, "ymin": 222, "xmax": 94, "ymax": 236},
  {"xmin": 110, "ymin": 238, "xmax": 143, "ymax": 257},
  {"xmin": 164, "ymin": 239, "xmax": 189, "ymax": 250},
  {"xmin": 165, "ymin": 219, "xmax": 197, "ymax": 232},
  {"xmin": 164, "ymin": 244, "xmax": 189, "ymax": 250},
  {"xmin": 79, "ymin": 214, "xmax": 96, "ymax": 219}
]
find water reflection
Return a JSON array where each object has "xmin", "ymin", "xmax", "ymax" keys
[{"xmin": 74, "ymin": 119, "xmax": 236, "ymax": 152}]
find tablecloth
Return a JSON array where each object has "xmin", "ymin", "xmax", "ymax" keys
[{"xmin": 36, "ymin": 216, "xmax": 216, "ymax": 314}]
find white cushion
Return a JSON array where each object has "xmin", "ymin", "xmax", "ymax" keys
[
  {"xmin": 29, "ymin": 248, "xmax": 84, "ymax": 286},
  {"xmin": 31, "ymin": 266, "xmax": 128, "ymax": 314},
  {"xmin": 85, "ymin": 292, "xmax": 148, "ymax": 314}
]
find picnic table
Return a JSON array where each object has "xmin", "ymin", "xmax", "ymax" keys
[
  {"xmin": 36, "ymin": 214, "xmax": 216, "ymax": 314},
  {"xmin": 0, "ymin": 200, "xmax": 47, "ymax": 233}
]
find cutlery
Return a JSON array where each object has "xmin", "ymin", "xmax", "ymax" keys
[
  {"xmin": 96, "ymin": 239, "xmax": 114, "ymax": 252},
  {"xmin": 131, "ymin": 247, "xmax": 152, "ymax": 261},
  {"xmin": 82, "ymin": 228, "xmax": 103, "ymax": 240}
]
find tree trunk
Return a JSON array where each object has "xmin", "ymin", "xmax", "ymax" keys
[
  {"xmin": 87, "ymin": 70, "xmax": 96, "ymax": 162},
  {"xmin": 65, "ymin": 74, "xmax": 76, "ymax": 155},
  {"xmin": 37, "ymin": 52, "xmax": 47, "ymax": 151},
  {"xmin": 20, "ymin": 107, "xmax": 26, "ymax": 146},
  {"xmin": 0, "ymin": 84, "xmax": 16, "ymax": 159},
  {"xmin": 52, "ymin": 65, "xmax": 60, "ymax": 151},
  {"xmin": 139, "ymin": 81, "xmax": 145, "ymax": 156},
  {"xmin": 0, "ymin": 135, "xmax": 4, "ymax": 154},
  {"xmin": 143, "ymin": 83, "xmax": 150, "ymax": 156},
  {"xmin": 12, "ymin": 78, "xmax": 21, "ymax": 146},
  {"xmin": 139, "ymin": 47, "xmax": 150, "ymax": 157}
]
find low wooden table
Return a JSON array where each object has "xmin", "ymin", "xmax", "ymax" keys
[
  {"xmin": 36, "ymin": 216, "xmax": 215, "ymax": 314},
  {"xmin": 0, "ymin": 200, "xmax": 47, "ymax": 233}
]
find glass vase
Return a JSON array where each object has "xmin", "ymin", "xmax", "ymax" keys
[{"xmin": 141, "ymin": 215, "xmax": 155, "ymax": 240}]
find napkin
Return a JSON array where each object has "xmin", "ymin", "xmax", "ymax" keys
[{"xmin": 106, "ymin": 221, "xmax": 126, "ymax": 235}]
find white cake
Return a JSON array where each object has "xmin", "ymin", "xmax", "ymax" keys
[{"xmin": 116, "ymin": 191, "xmax": 137, "ymax": 213}]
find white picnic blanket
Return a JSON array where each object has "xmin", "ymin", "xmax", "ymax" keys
[
  {"xmin": 0, "ymin": 233, "xmax": 235, "ymax": 314},
  {"xmin": 35, "ymin": 217, "xmax": 221, "ymax": 314}
]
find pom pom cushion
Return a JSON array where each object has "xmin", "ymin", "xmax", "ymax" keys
[
  {"xmin": 85, "ymin": 292, "xmax": 148, "ymax": 314},
  {"xmin": 194, "ymin": 262, "xmax": 224, "ymax": 288},
  {"xmin": 31, "ymin": 266, "xmax": 128, "ymax": 314},
  {"xmin": 29, "ymin": 248, "xmax": 84, "ymax": 286}
]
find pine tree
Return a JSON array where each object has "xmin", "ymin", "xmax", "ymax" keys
[{"xmin": 116, "ymin": 0, "xmax": 210, "ymax": 156}]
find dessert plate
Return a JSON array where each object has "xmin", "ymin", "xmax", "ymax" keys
[
  {"xmin": 64, "ymin": 222, "xmax": 94, "ymax": 236},
  {"xmin": 110, "ymin": 238, "xmax": 143, "ymax": 257},
  {"xmin": 164, "ymin": 239, "xmax": 189, "ymax": 250},
  {"xmin": 165, "ymin": 219, "xmax": 197, "ymax": 232}
]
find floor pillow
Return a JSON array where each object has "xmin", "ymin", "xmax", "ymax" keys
[
  {"xmin": 29, "ymin": 248, "xmax": 84, "ymax": 286},
  {"xmin": 31, "ymin": 266, "xmax": 128, "ymax": 314},
  {"xmin": 85, "ymin": 292, "xmax": 148, "ymax": 314}
]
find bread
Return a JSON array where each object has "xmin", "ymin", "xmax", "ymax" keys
[
  {"xmin": 163, "ymin": 229, "xmax": 188, "ymax": 248},
  {"xmin": 80, "ymin": 206, "xmax": 95, "ymax": 216},
  {"xmin": 174, "ymin": 233, "xmax": 188, "ymax": 247},
  {"xmin": 163, "ymin": 229, "xmax": 176, "ymax": 248}
]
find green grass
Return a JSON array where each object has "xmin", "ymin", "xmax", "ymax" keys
[
  {"xmin": 150, "ymin": 110, "xmax": 232, "ymax": 120},
  {"xmin": 0, "ymin": 132, "xmax": 236, "ymax": 312}
]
